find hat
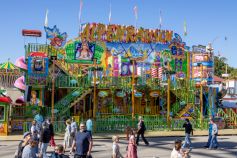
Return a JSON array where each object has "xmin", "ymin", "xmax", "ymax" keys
[
  {"xmin": 174, "ymin": 139, "xmax": 182, "ymax": 143},
  {"xmin": 23, "ymin": 132, "xmax": 31, "ymax": 139}
]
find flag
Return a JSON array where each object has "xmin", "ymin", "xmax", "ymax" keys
[
  {"xmin": 184, "ymin": 20, "xmax": 187, "ymax": 36},
  {"xmin": 133, "ymin": 5, "xmax": 138, "ymax": 20},
  {"xmin": 44, "ymin": 9, "xmax": 48, "ymax": 27},
  {"xmin": 78, "ymin": 0, "xmax": 83, "ymax": 24},
  {"xmin": 159, "ymin": 10, "xmax": 162, "ymax": 29},
  {"xmin": 109, "ymin": 2, "xmax": 112, "ymax": 24},
  {"xmin": 225, "ymin": 36, "xmax": 227, "ymax": 40}
]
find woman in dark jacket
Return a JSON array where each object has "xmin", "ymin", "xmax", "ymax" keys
[{"xmin": 47, "ymin": 119, "xmax": 56, "ymax": 147}]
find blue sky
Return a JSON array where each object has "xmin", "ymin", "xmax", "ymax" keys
[{"xmin": 0, "ymin": 0, "xmax": 236, "ymax": 67}]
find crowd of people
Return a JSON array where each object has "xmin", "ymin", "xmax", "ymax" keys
[{"xmin": 13, "ymin": 116, "xmax": 218, "ymax": 158}]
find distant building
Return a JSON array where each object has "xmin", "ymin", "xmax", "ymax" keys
[
  {"xmin": 191, "ymin": 44, "xmax": 214, "ymax": 85},
  {"xmin": 225, "ymin": 79, "xmax": 237, "ymax": 95}
]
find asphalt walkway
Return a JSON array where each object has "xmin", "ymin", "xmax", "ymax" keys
[{"xmin": 1, "ymin": 129, "xmax": 236, "ymax": 141}]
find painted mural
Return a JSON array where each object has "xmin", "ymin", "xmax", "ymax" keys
[{"xmin": 62, "ymin": 31, "xmax": 188, "ymax": 81}]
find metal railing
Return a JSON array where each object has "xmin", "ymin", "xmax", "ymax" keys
[
  {"xmin": 25, "ymin": 43, "xmax": 62, "ymax": 57},
  {"xmin": 23, "ymin": 121, "xmax": 66, "ymax": 134},
  {"xmin": 55, "ymin": 75, "xmax": 90, "ymax": 88}
]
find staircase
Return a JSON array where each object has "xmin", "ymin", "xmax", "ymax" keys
[
  {"xmin": 54, "ymin": 87, "xmax": 92, "ymax": 119},
  {"xmin": 71, "ymin": 89, "xmax": 92, "ymax": 107},
  {"xmin": 54, "ymin": 60, "xmax": 78, "ymax": 78},
  {"xmin": 170, "ymin": 79, "xmax": 195, "ymax": 118},
  {"xmin": 177, "ymin": 103, "xmax": 193, "ymax": 118}
]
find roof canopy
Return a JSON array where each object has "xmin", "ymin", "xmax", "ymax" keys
[
  {"xmin": 0, "ymin": 61, "xmax": 18, "ymax": 70},
  {"xmin": 213, "ymin": 75, "xmax": 224, "ymax": 82}
]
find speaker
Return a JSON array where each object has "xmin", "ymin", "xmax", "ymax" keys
[{"xmin": 24, "ymin": 86, "xmax": 32, "ymax": 102}]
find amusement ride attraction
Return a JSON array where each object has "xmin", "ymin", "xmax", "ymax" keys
[{"xmin": 0, "ymin": 22, "xmax": 236, "ymax": 135}]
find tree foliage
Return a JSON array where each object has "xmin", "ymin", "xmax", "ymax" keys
[{"xmin": 214, "ymin": 56, "xmax": 237, "ymax": 79}]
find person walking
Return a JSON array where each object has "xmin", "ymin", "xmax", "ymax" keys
[
  {"xmin": 204, "ymin": 116, "xmax": 213, "ymax": 148},
  {"xmin": 86, "ymin": 118, "xmax": 93, "ymax": 136},
  {"xmin": 112, "ymin": 136, "xmax": 123, "ymax": 158},
  {"xmin": 47, "ymin": 119, "xmax": 56, "ymax": 147},
  {"xmin": 136, "ymin": 116, "xmax": 149, "ymax": 146},
  {"xmin": 31, "ymin": 121, "xmax": 38, "ymax": 139},
  {"xmin": 70, "ymin": 122, "xmax": 93, "ymax": 158},
  {"xmin": 39, "ymin": 122, "xmax": 51, "ymax": 158},
  {"xmin": 71, "ymin": 117, "xmax": 78, "ymax": 140},
  {"xmin": 14, "ymin": 132, "xmax": 32, "ymax": 158},
  {"xmin": 209, "ymin": 119, "xmax": 218, "ymax": 149},
  {"xmin": 182, "ymin": 119, "xmax": 193, "ymax": 149},
  {"xmin": 31, "ymin": 120, "xmax": 39, "ymax": 155},
  {"xmin": 64, "ymin": 119, "xmax": 72, "ymax": 150},
  {"xmin": 126, "ymin": 130, "xmax": 138, "ymax": 158}
]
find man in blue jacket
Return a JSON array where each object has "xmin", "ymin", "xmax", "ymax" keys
[{"xmin": 204, "ymin": 116, "xmax": 213, "ymax": 148}]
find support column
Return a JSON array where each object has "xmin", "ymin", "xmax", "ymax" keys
[
  {"xmin": 132, "ymin": 60, "xmax": 135, "ymax": 119},
  {"xmin": 51, "ymin": 60, "xmax": 55, "ymax": 123},
  {"xmin": 167, "ymin": 62, "xmax": 171, "ymax": 128},
  {"xmin": 93, "ymin": 59, "xmax": 97, "ymax": 119},
  {"xmin": 200, "ymin": 64, "xmax": 203, "ymax": 128}
]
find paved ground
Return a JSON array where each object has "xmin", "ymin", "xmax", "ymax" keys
[{"xmin": 0, "ymin": 135, "xmax": 237, "ymax": 158}]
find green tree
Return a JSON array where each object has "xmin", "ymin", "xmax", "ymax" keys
[{"xmin": 214, "ymin": 56, "xmax": 236, "ymax": 78}]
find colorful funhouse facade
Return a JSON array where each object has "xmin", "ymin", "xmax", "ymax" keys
[{"xmin": 2, "ymin": 23, "xmax": 236, "ymax": 135}]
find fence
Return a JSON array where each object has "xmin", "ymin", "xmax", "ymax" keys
[
  {"xmin": 23, "ymin": 121, "xmax": 66, "ymax": 134},
  {"xmin": 22, "ymin": 116, "xmax": 209, "ymax": 134}
]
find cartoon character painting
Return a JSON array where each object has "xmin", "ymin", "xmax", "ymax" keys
[{"xmin": 44, "ymin": 25, "xmax": 67, "ymax": 48}]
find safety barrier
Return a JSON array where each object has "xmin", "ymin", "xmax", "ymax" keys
[{"xmin": 23, "ymin": 121, "xmax": 66, "ymax": 134}]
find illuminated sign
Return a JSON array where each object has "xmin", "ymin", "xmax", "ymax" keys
[{"xmin": 80, "ymin": 23, "xmax": 173, "ymax": 43}]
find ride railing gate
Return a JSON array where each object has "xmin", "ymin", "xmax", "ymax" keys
[
  {"xmin": 23, "ymin": 121, "xmax": 66, "ymax": 134},
  {"xmin": 22, "ymin": 115, "xmax": 209, "ymax": 134},
  {"xmin": 170, "ymin": 118, "xmax": 209, "ymax": 130}
]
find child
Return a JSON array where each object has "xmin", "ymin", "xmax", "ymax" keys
[
  {"xmin": 171, "ymin": 139, "xmax": 189, "ymax": 158},
  {"xmin": 126, "ymin": 130, "xmax": 138, "ymax": 158},
  {"xmin": 112, "ymin": 136, "xmax": 123, "ymax": 158}
]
